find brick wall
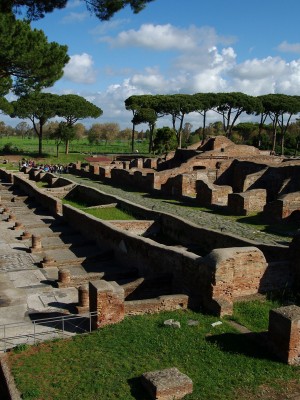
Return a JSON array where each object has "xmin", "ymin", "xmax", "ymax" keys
[{"xmin": 227, "ymin": 189, "xmax": 267, "ymax": 215}]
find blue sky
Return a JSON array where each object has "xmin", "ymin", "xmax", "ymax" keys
[{"xmin": 5, "ymin": 0, "xmax": 300, "ymax": 129}]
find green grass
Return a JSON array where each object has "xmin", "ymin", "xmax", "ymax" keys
[
  {"xmin": 230, "ymin": 299, "xmax": 281, "ymax": 332},
  {"xmin": 63, "ymin": 198, "xmax": 135, "ymax": 220},
  {"xmin": 85, "ymin": 206, "xmax": 135, "ymax": 220},
  {"xmin": 7, "ymin": 310, "xmax": 300, "ymax": 400},
  {"xmin": 0, "ymin": 162, "xmax": 18, "ymax": 170},
  {"xmin": 0, "ymin": 137, "xmax": 150, "ymax": 157},
  {"xmin": 62, "ymin": 198, "xmax": 89, "ymax": 209},
  {"xmin": 35, "ymin": 181, "xmax": 50, "ymax": 188}
]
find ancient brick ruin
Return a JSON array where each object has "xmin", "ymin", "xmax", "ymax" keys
[
  {"xmin": 70, "ymin": 136, "xmax": 300, "ymax": 222},
  {"xmin": 1, "ymin": 138, "xmax": 300, "ymax": 364}
]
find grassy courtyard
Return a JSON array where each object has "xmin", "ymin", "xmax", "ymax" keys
[{"xmin": 7, "ymin": 309, "xmax": 300, "ymax": 400}]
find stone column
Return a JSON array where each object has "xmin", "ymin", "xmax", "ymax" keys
[
  {"xmin": 21, "ymin": 230, "xmax": 32, "ymax": 240},
  {"xmin": 13, "ymin": 222, "xmax": 24, "ymax": 230},
  {"xmin": 269, "ymin": 305, "xmax": 300, "ymax": 365},
  {"xmin": 76, "ymin": 284, "xmax": 90, "ymax": 314},
  {"xmin": 89, "ymin": 280, "xmax": 124, "ymax": 329},
  {"xmin": 58, "ymin": 269, "xmax": 71, "ymax": 284},
  {"xmin": 30, "ymin": 235, "xmax": 42, "ymax": 252},
  {"xmin": 7, "ymin": 214, "xmax": 16, "ymax": 222},
  {"xmin": 93, "ymin": 165, "xmax": 100, "ymax": 175}
]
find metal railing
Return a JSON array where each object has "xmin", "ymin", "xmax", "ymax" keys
[{"xmin": 0, "ymin": 311, "xmax": 98, "ymax": 352}]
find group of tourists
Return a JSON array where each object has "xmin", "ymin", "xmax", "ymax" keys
[{"xmin": 19, "ymin": 158, "xmax": 71, "ymax": 174}]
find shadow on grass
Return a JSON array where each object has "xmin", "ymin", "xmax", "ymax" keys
[
  {"xmin": 236, "ymin": 213, "xmax": 300, "ymax": 237},
  {"xmin": 128, "ymin": 377, "xmax": 152, "ymax": 400},
  {"xmin": 206, "ymin": 332, "xmax": 278, "ymax": 361}
]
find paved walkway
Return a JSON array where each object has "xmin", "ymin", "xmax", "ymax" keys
[{"xmin": 65, "ymin": 173, "xmax": 291, "ymax": 246}]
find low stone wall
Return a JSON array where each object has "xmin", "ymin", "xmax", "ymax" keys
[
  {"xmin": 264, "ymin": 192, "xmax": 300, "ymax": 221},
  {"xmin": 158, "ymin": 212, "xmax": 287, "ymax": 262},
  {"xmin": 125, "ymin": 294, "xmax": 189, "ymax": 316},
  {"xmin": 196, "ymin": 178, "xmax": 232, "ymax": 206},
  {"xmin": 13, "ymin": 174, "xmax": 62, "ymax": 215},
  {"xmin": 0, "ymin": 168, "xmax": 14, "ymax": 183},
  {"xmin": 268, "ymin": 305, "xmax": 300, "ymax": 365},
  {"xmin": 109, "ymin": 220, "xmax": 155, "ymax": 235},
  {"xmin": 66, "ymin": 184, "xmax": 157, "ymax": 220},
  {"xmin": 227, "ymin": 189, "xmax": 267, "ymax": 216}
]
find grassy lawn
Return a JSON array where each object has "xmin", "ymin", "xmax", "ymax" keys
[
  {"xmin": 63, "ymin": 198, "xmax": 135, "ymax": 220},
  {"xmin": 230, "ymin": 299, "xmax": 282, "ymax": 332},
  {"xmin": 35, "ymin": 181, "xmax": 50, "ymax": 188},
  {"xmin": 85, "ymin": 206, "xmax": 135, "ymax": 220},
  {"xmin": 7, "ymin": 310, "xmax": 300, "ymax": 400},
  {"xmin": 0, "ymin": 137, "xmax": 150, "ymax": 157}
]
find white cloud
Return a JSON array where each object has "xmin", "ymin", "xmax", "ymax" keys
[
  {"xmin": 63, "ymin": 53, "xmax": 97, "ymax": 84},
  {"xmin": 277, "ymin": 41, "xmax": 300, "ymax": 54},
  {"xmin": 61, "ymin": 11, "xmax": 89, "ymax": 23},
  {"xmin": 231, "ymin": 57, "xmax": 286, "ymax": 80},
  {"xmin": 66, "ymin": 0, "xmax": 82, "ymax": 8},
  {"xmin": 99, "ymin": 24, "xmax": 235, "ymax": 51},
  {"xmin": 230, "ymin": 57, "xmax": 300, "ymax": 95}
]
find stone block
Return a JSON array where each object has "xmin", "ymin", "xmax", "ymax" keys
[
  {"xmin": 89, "ymin": 280, "xmax": 124, "ymax": 328},
  {"xmin": 141, "ymin": 367, "xmax": 193, "ymax": 400},
  {"xmin": 269, "ymin": 305, "xmax": 300, "ymax": 365}
]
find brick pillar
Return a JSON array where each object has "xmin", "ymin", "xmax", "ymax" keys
[
  {"xmin": 290, "ymin": 233, "xmax": 300, "ymax": 288},
  {"xmin": 21, "ymin": 230, "xmax": 32, "ymax": 240},
  {"xmin": 269, "ymin": 305, "xmax": 300, "ymax": 365},
  {"xmin": 41, "ymin": 255, "xmax": 55, "ymax": 268},
  {"xmin": 7, "ymin": 214, "xmax": 16, "ymax": 222},
  {"xmin": 76, "ymin": 284, "xmax": 90, "ymax": 314},
  {"xmin": 89, "ymin": 280, "xmax": 124, "ymax": 329},
  {"xmin": 79, "ymin": 284, "xmax": 89, "ymax": 307},
  {"xmin": 13, "ymin": 222, "xmax": 24, "ymax": 230},
  {"xmin": 137, "ymin": 158, "xmax": 143, "ymax": 169},
  {"xmin": 58, "ymin": 269, "xmax": 71, "ymax": 284},
  {"xmin": 93, "ymin": 165, "xmax": 100, "ymax": 175},
  {"xmin": 30, "ymin": 235, "xmax": 42, "ymax": 252}
]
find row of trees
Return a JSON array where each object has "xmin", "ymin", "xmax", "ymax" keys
[
  {"xmin": 9, "ymin": 93, "xmax": 102, "ymax": 155},
  {"xmin": 125, "ymin": 93, "xmax": 300, "ymax": 155}
]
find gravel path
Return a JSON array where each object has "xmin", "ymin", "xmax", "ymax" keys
[{"xmin": 65, "ymin": 173, "xmax": 290, "ymax": 246}]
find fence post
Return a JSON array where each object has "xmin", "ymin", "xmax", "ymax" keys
[{"xmin": 34, "ymin": 321, "xmax": 36, "ymax": 345}]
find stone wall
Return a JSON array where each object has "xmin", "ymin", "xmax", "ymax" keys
[
  {"xmin": 0, "ymin": 168, "xmax": 14, "ymax": 183},
  {"xmin": 264, "ymin": 192, "xmax": 300, "ymax": 221},
  {"xmin": 13, "ymin": 174, "xmax": 62, "ymax": 215},
  {"xmin": 7, "ymin": 171, "xmax": 293, "ymax": 317},
  {"xmin": 268, "ymin": 305, "xmax": 300, "ymax": 365},
  {"xmin": 196, "ymin": 177, "xmax": 232, "ymax": 206},
  {"xmin": 66, "ymin": 184, "xmax": 157, "ymax": 220},
  {"xmin": 125, "ymin": 294, "xmax": 188, "ymax": 316},
  {"xmin": 227, "ymin": 189, "xmax": 267, "ymax": 216}
]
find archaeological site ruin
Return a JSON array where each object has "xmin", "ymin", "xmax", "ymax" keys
[{"xmin": 1, "ymin": 136, "xmax": 300, "ymax": 368}]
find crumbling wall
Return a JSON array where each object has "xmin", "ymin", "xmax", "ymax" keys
[{"xmin": 227, "ymin": 189, "xmax": 267, "ymax": 215}]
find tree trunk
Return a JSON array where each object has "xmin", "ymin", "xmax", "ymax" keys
[
  {"xmin": 56, "ymin": 144, "xmax": 59, "ymax": 157},
  {"xmin": 38, "ymin": 131, "xmax": 42, "ymax": 157},
  {"xmin": 271, "ymin": 121, "xmax": 277, "ymax": 153},
  {"xmin": 280, "ymin": 133, "xmax": 285, "ymax": 156},
  {"xmin": 131, "ymin": 123, "xmax": 135, "ymax": 152},
  {"xmin": 202, "ymin": 111, "xmax": 206, "ymax": 143},
  {"xmin": 65, "ymin": 139, "xmax": 69, "ymax": 154},
  {"xmin": 148, "ymin": 124, "xmax": 154, "ymax": 153}
]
